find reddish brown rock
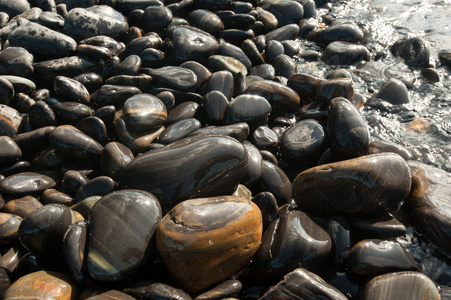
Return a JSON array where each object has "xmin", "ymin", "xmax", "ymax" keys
[{"xmin": 156, "ymin": 196, "xmax": 262, "ymax": 292}]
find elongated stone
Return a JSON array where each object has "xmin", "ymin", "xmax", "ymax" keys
[
  {"xmin": 120, "ymin": 135, "xmax": 248, "ymax": 212},
  {"xmin": 9, "ymin": 22, "xmax": 77, "ymax": 57},
  {"xmin": 293, "ymin": 153, "xmax": 412, "ymax": 215},
  {"xmin": 156, "ymin": 196, "xmax": 262, "ymax": 292},
  {"xmin": 87, "ymin": 190, "xmax": 161, "ymax": 281},
  {"xmin": 0, "ymin": 171, "xmax": 58, "ymax": 196}
]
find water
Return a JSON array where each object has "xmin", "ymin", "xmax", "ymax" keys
[
  {"xmin": 296, "ymin": 0, "xmax": 451, "ymax": 171},
  {"xmin": 295, "ymin": 0, "xmax": 451, "ymax": 291}
]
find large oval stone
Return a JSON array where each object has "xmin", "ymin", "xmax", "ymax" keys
[
  {"xmin": 293, "ymin": 153, "xmax": 412, "ymax": 215},
  {"xmin": 156, "ymin": 196, "xmax": 262, "ymax": 292},
  {"xmin": 402, "ymin": 161, "xmax": 451, "ymax": 254},
  {"xmin": 120, "ymin": 135, "xmax": 248, "ymax": 212},
  {"xmin": 87, "ymin": 190, "xmax": 161, "ymax": 281}
]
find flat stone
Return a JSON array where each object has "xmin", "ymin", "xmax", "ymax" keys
[{"xmin": 0, "ymin": 171, "xmax": 58, "ymax": 196}]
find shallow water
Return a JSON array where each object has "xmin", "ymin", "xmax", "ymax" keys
[
  {"xmin": 293, "ymin": 0, "xmax": 451, "ymax": 290},
  {"xmin": 297, "ymin": 0, "xmax": 451, "ymax": 172}
]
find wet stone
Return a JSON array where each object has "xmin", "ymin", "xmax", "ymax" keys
[
  {"xmin": 402, "ymin": 161, "xmax": 451, "ymax": 254},
  {"xmin": 326, "ymin": 215, "xmax": 353, "ymax": 271},
  {"xmin": 0, "ymin": 213, "xmax": 22, "ymax": 245},
  {"xmin": 242, "ymin": 142, "xmax": 264, "ymax": 187},
  {"xmin": 121, "ymin": 135, "xmax": 248, "ymax": 212},
  {"xmin": 265, "ymin": 24, "xmax": 299, "ymax": 42},
  {"xmin": 156, "ymin": 196, "xmax": 262, "ymax": 292},
  {"xmin": 2, "ymin": 195, "xmax": 43, "ymax": 218},
  {"xmin": 54, "ymin": 76, "xmax": 90, "ymax": 105},
  {"xmin": 123, "ymin": 282, "xmax": 192, "ymax": 300},
  {"xmin": 0, "ymin": 47, "xmax": 33, "ymax": 77},
  {"xmin": 63, "ymin": 220, "xmax": 89, "ymax": 286},
  {"xmin": 49, "ymin": 125, "xmax": 104, "ymax": 162},
  {"xmin": 253, "ymin": 210, "xmax": 332, "ymax": 279},
  {"xmin": 142, "ymin": 5, "xmax": 172, "ymax": 32},
  {"xmin": 308, "ymin": 23, "xmax": 364, "ymax": 46},
  {"xmin": 144, "ymin": 66, "xmax": 197, "ymax": 92},
  {"xmin": 347, "ymin": 239, "xmax": 417, "ymax": 276},
  {"xmin": 361, "ymin": 271, "xmax": 439, "ymax": 300},
  {"xmin": 368, "ymin": 138, "xmax": 412, "ymax": 161},
  {"xmin": 64, "ymin": 6, "xmax": 129, "ymax": 40},
  {"xmin": 8, "ymin": 22, "xmax": 77, "ymax": 58},
  {"xmin": 224, "ymin": 94, "xmax": 271, "ymax": 130},
  {"xmin": 370, "ymin": 78, "xmax": 410, "ymax": 105},
  {"xmin": 33, "ymin": 55, "xmax": 102, "ymax": 82},
  {"xmin": 260, "ymin": 0, "xmax": 304, "ymax": 27},
  {"xmin": 0, "ymin": 0, "xmax": 30, "ymax": 18},
  {"xmin": 104, "ymin": 74, "xmax": 152, "ymax": 91},
  {"xmin": 0, "ymin": 78, "xmax": 14, "ymax": 106},
  {"xmin": 76, "ymin": 116, "xmax": 107, "ymax": 146},
  {"xmin": 18, "ymin": 204, "xmax": 74, "ymax": 257},
  {"xmin": 92, "ymin": 84, "xmax": 142, "ymax": 108},
  {"xmin": 252, "ymin": 191, "xmax": 278, "ymax": 231},
  {"xmin": 3, "ymin": 270, "xmax": 79, "ymax": 300},
  {"xmin": 245, "ymin": 80, "xmax": 300, "ymax": 115},
  {"xmin": 206, "ymin": 70, "xmax": 234, "ymax": 100},
  {"xmin": 0, "ymin": 171, "xmax": 57, "ymax": 196},
  {"xmin": 323, "ymin": 41, "xmax": 370, "ymax": 65},
  {"xmin": 391, "ymin": 37, "xmax": 431, "ymax": 68},
  {"xmin": 73, "ymin": 176, "xmax": 116, "ymax": 203},
  {"xmin": 317, "ymin": 78, "xmax": 354, "ymax": 103},
  {"xmin": 41, "ymin": 189, "xmax": 74, "ymax": 206},
  {"xmin": 158, "ymin": 118, "xmax": 202, "ymax": 145},
  {"xmin": 195, "ymin": 279, "xmax": 243, "ymax": 300},
  {"xmin": 218, "ymin": 41, "xmax": 252, "ymax": 70},
  {"xmin": 272, "ymin": 54, "xmax": 298, "ymax": 78},
  {"xmin": 203, "ymin": 90, "xmax": 229, "ymax": 124},
  {"xmin": 260, "ymin": 268, "xmax": 348, "ymax": 300},
  {"xmin": 166, "ymin": 25, "xmax": 219, "ymax": 64},
  {"xmin": 100, "ymin": 142, "xmax": 134, "ymax": 179},
  {"xmin": 29, "ymin": 101, "xmax": 56, "ymax": 129},
  {"xmin": 207, "ymin": 55, "xmax": 248, "ymax": 76},
  {"xmin": 0, "ymin": 136, "xmax": 22, "ymax": 166},
  {"xmin": 122, "ymin": 93, "xmax": 167, "ymax": 135},
  {"xmin": 253, "ymin": 126, "xmax": 279, "ymax": 153},
  {"xmin": 327, "ymin": 97, "xmax": 369, "ymax": 159},
  {"xmin": 280, "ymin": 119, "xmax": 327, "ymax": 163},
  {"xmin": 256, "ymin": 160, "xmax": 291, "ymax": 206},
  {"xmin": 0, "ymin": 75, "xmax": 35, "ymax": 94},
  {"xmin": 189, "ymin": 123, "xmax": 250, "ymax": 143},
  {"xmin": 88, "ymin": 190, "xmax": 161, "ymax": 281},
  {"xmin": 350, "ymin": 212, "xmax": 407, "ymax": 239},
  {"xmin": 293, "ymin": 153, "xmax": 412, "ymax": 215}
]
